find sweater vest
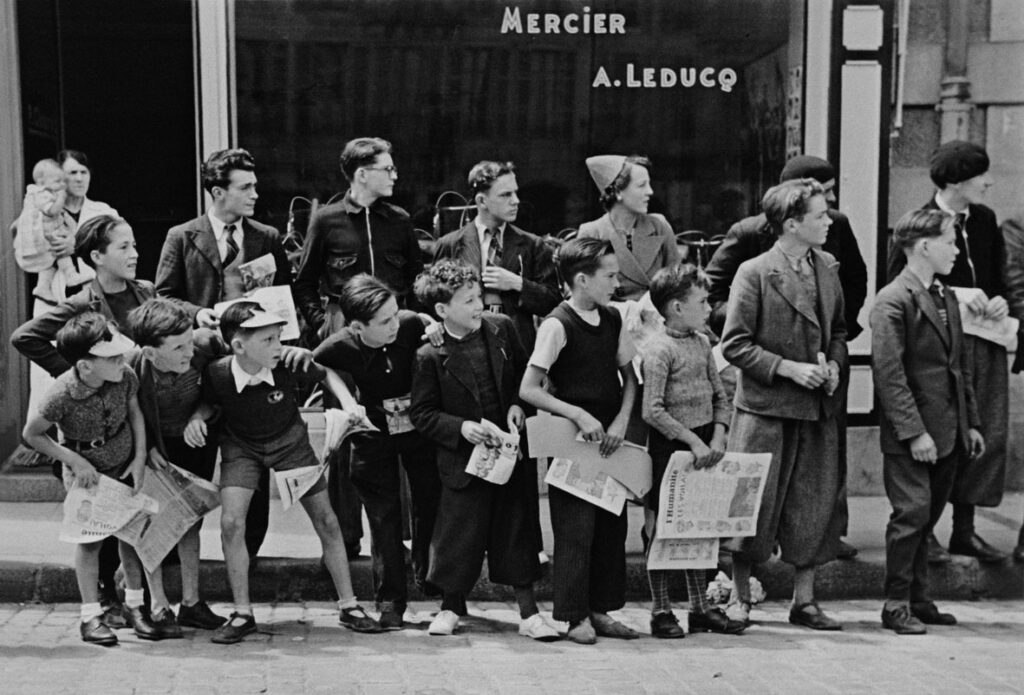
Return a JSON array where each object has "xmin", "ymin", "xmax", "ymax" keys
[{"xmin": 545, "ymin": 301, "xmax": 622, "ymax": 427}]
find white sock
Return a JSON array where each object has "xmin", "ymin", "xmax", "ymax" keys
[
  {"xmin": 233, "ymin": 605, "xmax": 253, "ymax": 618},
  {"xmin": 81, "ymin": 603, "xmax": 103, "ymax": 622},
  {"xmin": 337, "ymin": 597, "xmax": 357, "ymax": 610},
  {"xmin": 124, "ymin": 589, "xmax": 145, "ymax": 609}
]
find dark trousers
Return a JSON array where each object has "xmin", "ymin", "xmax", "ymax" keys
[
  {"xmin": 548, "ymin": 484, "xmax": 627, "ymax": 623},
  {"xmin": 883, "ymin": 446, "xmax": 959, "ymax": 603},
  {"xmin": 428, "ymin": 463, "xmax": 540, "ymax": 595},
  {"xmin": 350, "ymin": 431, "xmax": 441, "ymax": 608},
  {"xmin": 328, "ymin": 442, "xmax": 365, "ymax": 551}
]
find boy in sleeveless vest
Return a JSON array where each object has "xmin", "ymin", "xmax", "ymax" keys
[
  {"xmin": 409, "ymin": 261, "xmax": 559, "ymax": 641},
  {"xmin": 520, "ymin": 237, "xmax": 640, "ymax": 644}
]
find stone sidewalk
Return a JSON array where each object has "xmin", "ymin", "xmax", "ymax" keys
[{"xmin": 2, "ymin": 600, "xmax": 1023, "ymax": 694}]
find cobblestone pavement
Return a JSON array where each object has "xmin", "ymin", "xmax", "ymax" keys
[{"xmin": 2, "ymin": 600, "xmax": 1022, "ymax": 695}]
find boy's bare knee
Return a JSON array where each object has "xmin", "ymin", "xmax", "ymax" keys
[{"xmin": 221, "ymin": 513, "xmax": 247, "ymax": 539}]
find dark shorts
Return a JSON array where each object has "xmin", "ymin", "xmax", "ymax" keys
[{"xmin": 219, "ymin": 420, "xmax": 326, "ymax": 498}]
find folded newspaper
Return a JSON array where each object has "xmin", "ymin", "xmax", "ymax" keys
[
  {"xmin": 645, "ymin": 451, "xmax": 770, "ymax": 571},
  {"xmin": 124, "ymin": 462, "xmax": 221, "ymax": 572},
  {"xmin": 655, "ymin": 451, "xmax": 771, "ymax": 540},
  {"xmin": 464, "ymin": 419, "xmax": 520, "ymax": 485},
  {"xmin": 526, "ymin": 414, "xmax": 652, "ymax": 499},
  {"xmin": 274, "ymin": 409, "xmax": 378, "ymax": 510},
  {"xmin": 60, "ymin": 476, "xmax": 159, "ymax": 544},
  {"xmin": 950, "ymin": 286, "xmax": 1019, "ymax": 347},
  {"xmin": 544, "ymin": 457, "xmax": 631, "ymax": 515}
]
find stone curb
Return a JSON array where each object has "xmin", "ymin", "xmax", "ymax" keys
[{"xmin": 2, "ymin": 552, "xmax": 1020, "ymax": 604}]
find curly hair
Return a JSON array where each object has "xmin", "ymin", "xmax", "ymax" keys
[{"xmin": 413, "ymin": 260, "xmax": 480, "ymax": 312}]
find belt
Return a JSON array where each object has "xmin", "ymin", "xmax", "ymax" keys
[{"xmin": 63, "ymin": 423, "xmax": 126, "ymax": 452}]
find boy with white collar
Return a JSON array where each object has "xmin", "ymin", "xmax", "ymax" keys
[{"xmin": 198, "ymin": 301, "xmax": 382, "ymax": 643}]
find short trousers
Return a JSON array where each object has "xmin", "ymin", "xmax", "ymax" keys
[{"xmin": 219, "ymin": 420, "xmax": 326, "ymax": 498}]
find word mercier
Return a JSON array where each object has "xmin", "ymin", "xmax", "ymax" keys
[{"xmin": 501, "ymin": 6, "xmax": 626, "ymax": 34}]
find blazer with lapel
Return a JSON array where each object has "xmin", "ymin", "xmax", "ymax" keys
[
  {"xmin": 707, "ymin": 210, "xmax": 868, "ymax": 340},
  {"xmin": 409, "ymin": 313, "xmax": 527, "ymax": 490},
  {"xmin": 720, "ymin": 244, "xmax": 848, "ymax": 421},
  {"xmin": 886, "ymin": 199, "xmax": 1006, "ymax": 300},
  {"xmin": 11, "ymin": 278, "xmax": 155, "ymax": 377},
  {"xmin": 128, "ymin": 328, "xmax": 227, "ymax": 458},
  {"xmin": 870, "ymin": 268, "xmax": 980, "ymax": 457},
  {"xmin": 432, "ymin": 221, "xmax": 560, "ymax": 348},
  {"xmin": 155, "ymin": 214, "xmax": 291, "ymax": 318},
  {"xmin": 577, "ymin": 212, "xmax": 681, "ymax": 301}
]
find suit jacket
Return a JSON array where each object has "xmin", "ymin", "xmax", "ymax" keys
[
  {"xmin": 577, "ymin": 212, "xmax": 682, "ymax": 301},
  {"xmin": 432, "ymin": 222, "xmax": 560, "ymax": 348},
  {"xmin": 409, "ymin": 313, "xmax": 526, "ymax": 490},
  {"xmin": 128, "ymin": 328, "xmax": 227, "ymax": 458},
  {"xmin": 870, "ymin": 268, "xmax": 980, "ymax": 457},
  {"xmin": 720, "ymin": 244, "xmax": 848, "ymax": 421},
  {"xmin": 154, "ymin": 214, "xmax": 291, "ymax": 318},
  {"xmin": 707, "ymin": 210, "xmax": 868, "ymax": 339},
  {"xmin": 886, "ymin": 199, "xmax": 1006, "ymax": 299},
  {"xmin": 11, "ymin": 278, "xmax": 156, "ymax": 377}
]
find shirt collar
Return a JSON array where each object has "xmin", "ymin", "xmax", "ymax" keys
[
  {"xmin": 66, "ymin": 368, "xmax": 104, "ymax": 401},
  {"xmin": 934, "ymin": 192, "xmax": 970, "ymax": 220},
  {"xmin": 474, "ymin": 217, "xmax": 505, "ymax": 248},
  {"xmin": 665, "ymin": 326, "xmax": 700, "ymax": 340},
  {"xmin": 230, "ymin": 356, "xmax": 275, "ymax": 393},
  {"xmin": 208, "ymin": 211, "xmax": 241, "ymax": 240}
]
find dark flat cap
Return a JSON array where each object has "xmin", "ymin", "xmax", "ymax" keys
[{"xmin": 930, "ymin": 140, "xmax": 989, "ymax": 187}]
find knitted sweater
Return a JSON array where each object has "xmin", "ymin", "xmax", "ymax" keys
[{"xmin": 641, "ymin": 327, "xmax": 731, "ymax": 441}]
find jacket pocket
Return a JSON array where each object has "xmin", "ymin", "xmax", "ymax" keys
[{"xmin": 325, "ymin": 253, "xmax": 359, "ymax": 289}]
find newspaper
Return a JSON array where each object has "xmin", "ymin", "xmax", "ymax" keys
[
  {"xmin": 124, "ymin": 463, "xmax": 222, "ymax": 572},
  {"xmin": 214, "ymin": 284, "xmax": 300, "ymax": 341},
  {"xmin": 275, "ymin": 409, "xmax": 378, "ymax": 510},
  {"xmin": 465, "ymin": 419, "xmax": 520, "ymax": 485},
  {"xmin": 656, "ymin": 451, "xmax": 771, "ymax": 540},
  {"xmin": 526, "ymin": 414, "xmax": 652, "ymax": 498},
  {"xmin": 59, "ymin": 476, "xmax": 159, "ymax": 545},
  {"xmin": 544, "ymin": 457, "xmax": 631, "ymax": 515},
  {"xmin": 647, "ymin": 537, "xmax": 720, "ymax": 570},
  {"xmin": 238, "ymin": 253, "xmax": 277, "ymax": 291},
  {"xmin": 951, "ymin": 286, "xmax": 1019, "ymax": 347}
]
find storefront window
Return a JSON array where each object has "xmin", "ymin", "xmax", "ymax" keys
[{"xmin": 236, "ymin": 0, "xmax": 798, "ymax": 242}]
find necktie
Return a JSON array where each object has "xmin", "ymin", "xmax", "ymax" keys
[
  {"xmin": 223, "ymin": 224, "xmax": 239, "ymax": 267},
  {"xmin": 953, "ymin": 213, "xmax": 975, "ymax": 285},
  {"xmin": 486, "ymin": 227, "xmax": 502, "ymax": 267}
]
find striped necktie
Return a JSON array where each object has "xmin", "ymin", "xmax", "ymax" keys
[
  {"xmin": 486, "ymin": 227, "xmax": 502, "ymax": 267},
  {"xmin": 223, "ymin": 224, "xmax": 239, "ymax": 266}
]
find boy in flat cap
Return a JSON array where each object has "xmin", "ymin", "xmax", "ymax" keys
[{"xmin": 887, "ymin": 140, "xmax": 1010, "ymax": 564}]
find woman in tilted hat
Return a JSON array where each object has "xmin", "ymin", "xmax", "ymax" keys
[{"xmin": 577, "ymin": 155, "xmax": 682, "ymax": 301}]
